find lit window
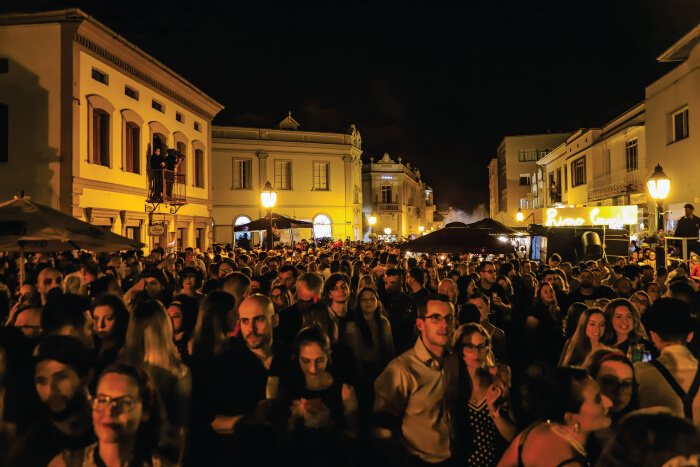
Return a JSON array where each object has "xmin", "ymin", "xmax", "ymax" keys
[
  {"xmin": 571, "ymin": 156, "xmax": 586, "ymax": 187},
  {"xmin": 233, "ymin": 159, "xmax": 252, "ymax": 189},
  {"xmin": 313, "ymin": 162, "xmax": 329, "ymax": 190},
  {"xmin": 625, "ymin": 139, "xmax": 638, "ymax": 171},
  {"xmin": 313, "ymin": 214, "xmax": 332, "ymax": 239},
  {"xmin": 275, "ymin": 160, "xmax": 291, "ymax": 189}
]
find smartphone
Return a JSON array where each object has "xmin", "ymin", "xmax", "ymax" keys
[{"xmin": 642, "ymin": 351, "xmax": 653, "ymax": 363}]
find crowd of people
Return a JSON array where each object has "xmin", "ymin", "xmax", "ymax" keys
[{"xmin": 0, "ymin": 242, "xmax": 699, "ymax": 466}]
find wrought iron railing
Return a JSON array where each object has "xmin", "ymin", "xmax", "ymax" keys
[{"xmin": 147, "ymin": 169, "xmax": 186, "ymax": 204}]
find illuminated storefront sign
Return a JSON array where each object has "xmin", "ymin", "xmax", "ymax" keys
[
  {"xmin": 543, "ymin": 206, "xmax": 638, "ymax": 228},
  {"xmin": 381, "ymin": 175, "xmax": 394, "ymax": 180}
]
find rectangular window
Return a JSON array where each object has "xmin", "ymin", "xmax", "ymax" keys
[
  {"xmin": 518, "ymin": 149, "xmax": 537, "ymax": 162},
  {"xmin": 194, "ymin": 121, "xmax": 201, "ymax": 132},
  {"xmin": 673, "ymin": 108, "xmax": 689, "ymax": 142},
  {"xmin": 194, "ymin": 149, "xmax": 204, "ymax": 188},
  {"xmin": 152, "ymin": 100, "xmax": 164, "ymax": 113},
  {"xmin": 625, "ymin": 139, "xmax": 638, "ymax": 171},
  {"xmin": 125, "ymin": 122, "xmax": 139, "ymax": 173},
  {"xmin": 232, "ymin": 159, "xmax": 252, "ymax": 189},
  {"xmin": 603, "ymin": 149, "xmax": 611, "ymax": 175},
  {"xmin": 538, "ymin": 149, "xmax": 551, "ymax": 160},
  {"xmin": 381, "ymin": 185, "xmax": 393, "ymax": 203},
  {"xmin": 519, "ymin": 175, "xmax": 530, "ymax": 186},
  {"xmin": 177, "ymin": 228, "xmax": 186, "ymax": 251},
  {"xmin": 91, "ymin": 68, "xmax": 108, "ymax": 85},
  {"xmin": 195, "ymin": 228, "xmax": 204, "ymax": 251},
  {"xmin": 176, "ymin": 112, "xmax": 184, "ymax": 123},
  {"xmin": 313, "ymin": 162, "xmax": 329, "ymax": 190},
  {"xmin": 274, "ymin": 160, "xmax": 291, "ymax": 190},
  {"xmin": 0, "ymin": 103, "xmax": 7, "ymax": 163},
  {"xmin": 572, "ymin": 156, "xmax": 586, "ymax": 187},
  {"xmin": 92, "ymin": 110, "xmax": 110, "ymax": 167},
  {"xmin": 124, "ymin": 86, "xmax": 139, "ymax": 100},
  {"xmin": 564, "ymin": 165, "xmax": 568, "ymax": 192}
]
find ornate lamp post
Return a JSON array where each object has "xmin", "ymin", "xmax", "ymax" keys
[
  {"xmin": 368, "ymin": 212, "xmax": 377, "ymax": 242},
  {"xmin": 261, "ymin": 181, "xmax": 277, "ymax": 251},
  {"xmin": 646, "ymin": 164, "xmax": 670, "ymax": 232}
]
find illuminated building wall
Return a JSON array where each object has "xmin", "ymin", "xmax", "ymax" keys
[
  {"xmin": 645, "ymin": 24, "xmax": 700, "ymax": 224},
  {"xmin": 211, "ymin": 116, "xmax": 363, "ymax": 244},
  {"xmin": 491, "ymin": 133, "xmax": 570, "ymax": 225},
  {"xmin": 362, "ymin": 153, "xmax": 436, "ymax": 241},
  {"xmin": 0, "ymin": 9, "xmax": 223, "ymax": 252}
]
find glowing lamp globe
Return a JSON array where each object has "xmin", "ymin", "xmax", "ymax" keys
[
  {"xmin": 647, "ymin": 164, "xmax": 670, "ymax": 201},
  {"xmin": 261, "ymin": 181, "xmax": 277, "ymax": 209}
]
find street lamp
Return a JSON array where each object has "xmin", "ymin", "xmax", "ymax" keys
[
  {"xmin": 516, "ymin": 208, "xmax": 535, "ymax": 224},
  {"xmin": 384, "ymin": 227, "xmax": 391, "ymax": 236},
  {"xmin": 368, "ymin": 212, "xmax": 377, "ymax": 243},
  {"xmin": 647, "ymin": 164, "xmax": 670, "ymax": 232},
  {"xmin": 261, "ymin": 181, "xmax": 277, "ymax": 251},
  {"xmin": 419, "ymin": 225, "xmax": 424, "ymax": 233}
]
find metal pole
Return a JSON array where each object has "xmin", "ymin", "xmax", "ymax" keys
[{"xmin": 268, "ymin": 209, "xmax": 274, "ymax": 251}]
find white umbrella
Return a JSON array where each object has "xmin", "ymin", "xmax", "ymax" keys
[{"xmin": 0, "ymin": 195, "xmax": 145, "ymax": 284}]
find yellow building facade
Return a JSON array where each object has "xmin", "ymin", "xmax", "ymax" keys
[
  {"xmin": 0, "ymin": 10, "xmax": 223, "ymax": 252},
  {"xmin": 211, "ymin": 115, "xmax": 363, "ymax": 245},
  {"xmin": 362, "ymin": 153, "xmax": 436, "ymax": 241}
]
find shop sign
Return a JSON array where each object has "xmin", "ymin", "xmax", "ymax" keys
[
  {"xmin": 543, "ymin": 206, "xmax": 638, "ymax": 228},
  {"xmin": 149, "ymin": 224, "xmax": 165, "ymax": 236}
]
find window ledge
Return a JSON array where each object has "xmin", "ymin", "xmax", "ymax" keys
[{"xmin": 667, "ymin": 136, "xmax": 689, "ymax": 146}]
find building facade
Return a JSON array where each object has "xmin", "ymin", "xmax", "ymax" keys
[
  {"xmin": 362, "ymin": 153, "xmax": 436, "ymax": 241},
  {"xmin": 211, "ymin": 115, "xmax": 363, "ymax": 245},
  {"xmin": 0, "ymin": 9, "xmax": 223, "ymax": 252},
  {"xmin": 489, "ymin": 133, "xmax": 570, "ymax": 225},
  {"xmin": 645, "ymin": 24, "xmax": 700, "ymax": 230}
]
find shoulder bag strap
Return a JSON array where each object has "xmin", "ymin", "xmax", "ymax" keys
[
  {"xmin": 650, "ymin": 359, "xmax": 693, "ymax": 419},
  {"xmin": 682, "ymin": 364, "xmax": 700, "ymax": 421}
]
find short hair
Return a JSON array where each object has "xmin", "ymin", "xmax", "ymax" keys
[
  {"xmin": 221, "ymin": 272, "xmax": 251, "ymax": 297},
  {"xmin": 550, "ymin": 254, "xmax": 562, "ymax": 263},
  {"xmin": 384, "ymin": 268, "xmax": 402, "ymax": 279},
  {"xmin": 468, "ymin": 292, "xmax": 490, "ymax": 308},
  {"xmin": 279, "ymin": 264, "xmax": 298, "ymax": 278},
  {"xmin": 478, "ymin": 261, "xmax": 493, "ymax": 273},
  {"xmin": 41, "ymin": 294, "xmax": 91, "ymax": 335},
  {"xmin": 297, "ymin": 272, "xmax": 323, "ymax": 295},
  {"xmin": 408, "ymin": 267, "xmax": 425, "ymax": 285},
  {"xmin": 667, "ymin": 280, "xmax": 696, "ymax": 304},
  {"xmin": 417, "ymin": 293, "xmax": 454, "ymax": 318},
  {"xmin": 656, "ymin": 266, "xmax": 668, "ymax": 276},
  {"xmin": 242, "ymin": 294, "xmax": 275, "ymax": 319},
  {"xmin": 250, "ymin": 275, "xmax": 271, "ymax": 296}
]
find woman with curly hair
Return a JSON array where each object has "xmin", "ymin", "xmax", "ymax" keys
[
  {"xmin": 559, "ymin": 307, "xmax": 608, "ymax": 366},
  {"xmin": 602, "ymin": 298, "xmax": 657, "ymax": 361}
]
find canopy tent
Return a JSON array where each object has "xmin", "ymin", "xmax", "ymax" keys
[
  {"xmin": 465, "ymin": 217, "xmax": 520, "ymax": 236},
  {"xmin": 0, "ymin": 196, "xmax": 145, "ymax": 284},
  {"xmin": 233, "ymin": 213, "xmax": 315, "ymax": 247},
  {"xmin": 399, "ymin": 227, "xmax": 516, "ymax": 255},
  {"xmin": 233, "ymin": 213, "xmax": 314, "ymax": 232}
]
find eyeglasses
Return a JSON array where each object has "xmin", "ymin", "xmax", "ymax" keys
[
  {"xmin": 91, "ymin": 395, "xmax": 141, "ymax": 413},
  {"xmin": 219, "ymin": 268, "xmax": 233, "ymax": 274},
  {"xmin": 420, "ymin": 313, "xmax": 455, "ymax": 324},
  {"xmin": 462, "ymin": 342, "xmax": 489, "ymax": 351},
  {"xmin": 598, "ymin": 376, "xmax": 634, "ymax": 395},
  {"xmin": 482, "ymin": 269, "xmax": 495, "ymax": 274}
]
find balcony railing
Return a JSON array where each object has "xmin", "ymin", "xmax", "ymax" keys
[
  {"xmin": 378, "ymin": 203, "xmax": 400, "ymax": 212},
  {"xmin": 587, "ymin": 168, "xmax": 645, "ymax": 201},
  {"xmin": 147, "ymin": 169, "xmax": 186, "ymax": 205}
]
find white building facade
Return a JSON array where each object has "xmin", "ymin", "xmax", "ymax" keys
[{"xmin": 211, "ymin": 115, "xmax": 363, "ymax": 245}]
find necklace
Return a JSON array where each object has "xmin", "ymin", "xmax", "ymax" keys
[{"xmin": 549, "ymin": 422, "xmax": 587, "ymax": 457}]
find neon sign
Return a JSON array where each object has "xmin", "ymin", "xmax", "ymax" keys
[{"xmin": 544, "ymin": 206, "xmax": 638, "ymax": 228}]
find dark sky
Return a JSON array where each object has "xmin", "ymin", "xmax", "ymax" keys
[{"xmin": 4, "ymin": 0, "xmax": 700, "ymax": 211}]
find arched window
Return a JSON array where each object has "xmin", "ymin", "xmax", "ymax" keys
[
  {"xmin": 313, "ymin": 214, "xmax": 332, "ymax": 239},
  {"xmin": 235, "ymin": 216, "xmax": 252, "ymax": 242},
  {"xmin": 173, "ymin": 131, "xmax": 188, "ymax": 182}
]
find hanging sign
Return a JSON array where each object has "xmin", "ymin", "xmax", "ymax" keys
[
  {"xmin": 149, "ymin": 223, "xmax": 165, "ymax": 236},
  {"xmin": 543, "ymin": 206, "xmax": 638, "ymax": 229}
]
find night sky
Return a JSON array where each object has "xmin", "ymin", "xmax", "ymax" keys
[{"xmin": 3, "ymin": 0, "xmax": 700, "ymax": 212}]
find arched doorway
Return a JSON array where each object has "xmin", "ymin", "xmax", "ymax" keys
[
  {"xmin": 313, "ymin": 214, "xmax": 332, "ymax": 240},
  {"xmin": 234, "ymin": 216, "xmax": 252, "ymax": 245}
]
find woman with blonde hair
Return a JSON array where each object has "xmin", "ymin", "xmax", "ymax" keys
[
  {"xmin": 559, "ymin": 307, "xmax": 608, "ymax": 366},
  {"xmin": 119, "ymin": 300, "xmax": 191, "ymax": 458}
]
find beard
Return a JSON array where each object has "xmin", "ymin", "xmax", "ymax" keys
[{"xmin": 46, "ymin": 390, "xmax": 88, "ymax": 421}]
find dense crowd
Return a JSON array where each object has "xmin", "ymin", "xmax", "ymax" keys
[{"xmin": 0, "ymin": 242, "xmax": 699, "ymax": 467}]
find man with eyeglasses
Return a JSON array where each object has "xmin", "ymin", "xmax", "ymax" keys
[
  {"xmin": 477, "ymin": 261, "xmax": 511, "ymax": 315},
  {"xmin": 6, "ymin": 336, "xmax": 95, "ymax": 467},
  {"xmin": 373, "ymin": 294, "xmax": 459, "ymax": 465}
]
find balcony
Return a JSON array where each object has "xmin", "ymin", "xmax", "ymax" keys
[
  {"xmin": 378, "ymin": 203, "xmax": 400, "ymax": 212},
  {"xmin": 587, "ymin": 168, "xmax": 644, "ymax": 201},
  {"xmin": 147, "ymin": 169, "xmax": 186, "ymax": 205}
]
